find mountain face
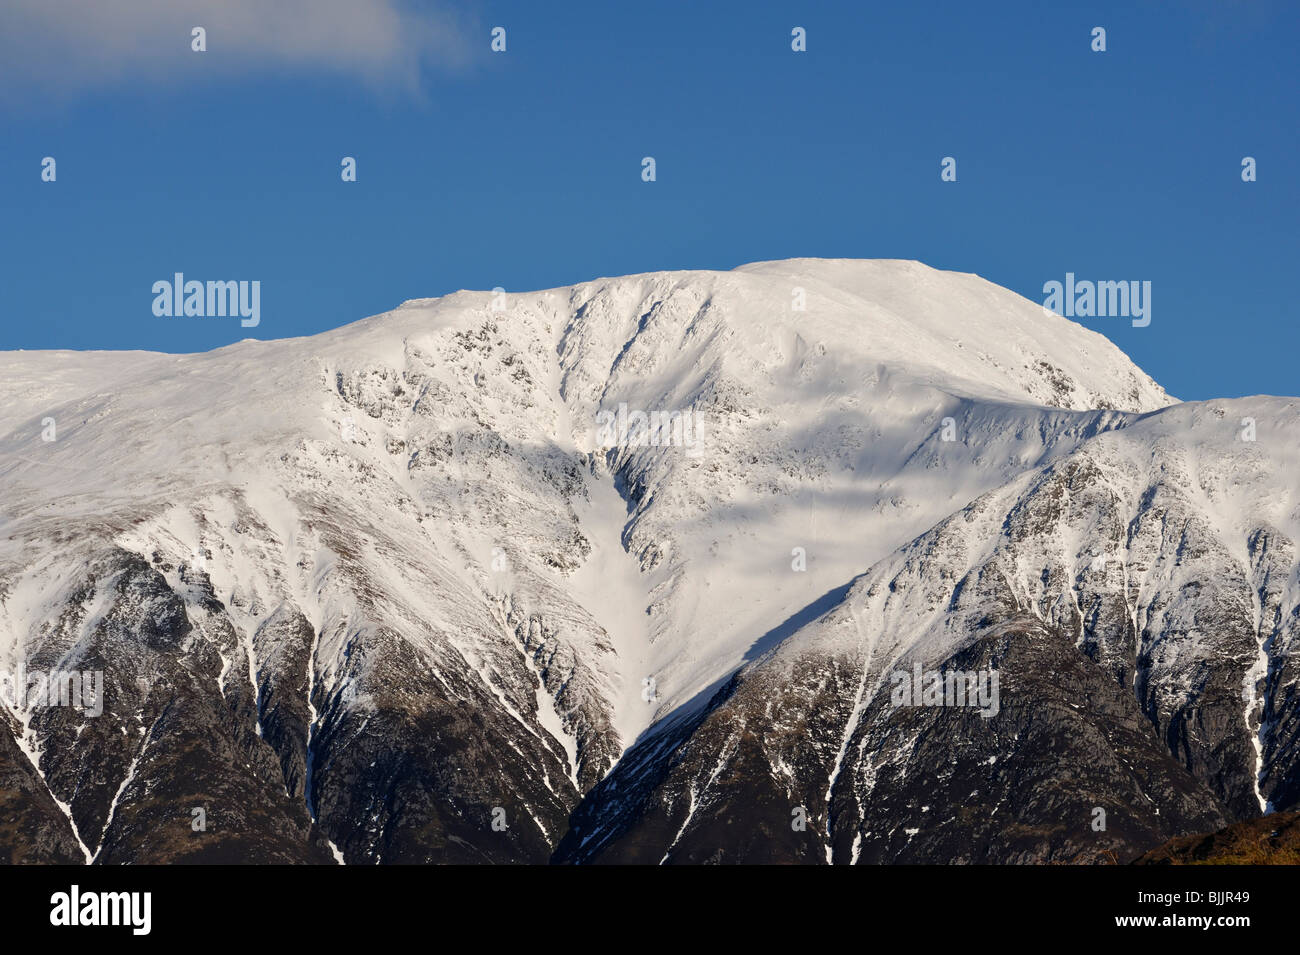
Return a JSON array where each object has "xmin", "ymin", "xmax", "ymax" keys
[{"xmin": 0, "ymin": 258, "xmax": 1295, "ymax": 864}]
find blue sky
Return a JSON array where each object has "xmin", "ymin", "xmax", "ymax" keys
[{"xmin": 1, "ymin": 0, "xmax": 1296, "ymax": 401}]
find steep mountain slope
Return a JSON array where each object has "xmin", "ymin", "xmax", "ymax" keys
[
  {"xmin": 4, "ymin": 258, "xmax": 1288, "ymax": 865},
  {"xmin": 557, "ymin": 397, "xmax": 1300, "ymax": 863}
]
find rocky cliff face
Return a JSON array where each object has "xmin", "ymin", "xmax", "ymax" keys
[{"xmin": 0, "ymin": 260, "xmax": 1294, "ymax": 864}]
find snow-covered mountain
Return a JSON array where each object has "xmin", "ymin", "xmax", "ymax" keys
[{"xmin": 1, "ymin": 259, "xmax": 1293, "ymax": 864}]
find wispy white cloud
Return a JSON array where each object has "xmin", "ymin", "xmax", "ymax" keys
[{"xmin": 1, "ymin": 0, "xmax": 473, "ymax": 101}]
